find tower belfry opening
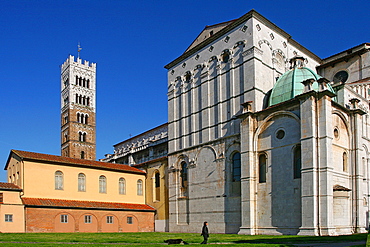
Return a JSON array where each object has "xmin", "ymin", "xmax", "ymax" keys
[{"xmin": 60, "ymin": 55, "xmax": 96, "ymax": 160}]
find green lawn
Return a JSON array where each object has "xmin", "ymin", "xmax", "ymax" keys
[{"xmin": 0, "ymin": 232, "xmax": 367, "ymax": 246}]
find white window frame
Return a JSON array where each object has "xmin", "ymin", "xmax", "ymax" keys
[
  {"xmin": 99, "ymin": 175, "xmax": 107, "ymax": 193},
  {"xmin": 61, "ymin": 214, "xmax": 68, "ymax": 223},
  {"xmin": 78, "ymin": 173, "xmax": 86, "ymax": 192},
  {"xmin": 107, "ymin": 216, "xmax": 113, "ymax": 224},
  {"xmin": 5, "ymin": 214, "xmax": 13, "ymax": 222},
  {"xmin": 84, "ymin": 215, "xmax": 92, "ymax": 224},
  {"xmin": 55, "ymin": 171, "xmax": 64, "ymax": 190},
  {"xmin": 137, "ymin": 179, "xmax": 143, "ymax": 196},
  {"xmin": 127, "ymin": 216, "xmax": 133, "ymax": 224},
  {"xmin": 119, "ymin": 178, "xmax": 126, "ymax": 195}
]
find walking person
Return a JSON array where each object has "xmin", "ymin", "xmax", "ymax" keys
[{"xmin": 201, "ymin": 221, "xmax": 209, "ymax": 244}]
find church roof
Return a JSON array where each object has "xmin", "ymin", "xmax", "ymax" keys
[
  {"xmin": 165, "ymin": 9, "xmax": 321, "ymax": 69},
  {"xmin": 113, "ymin": 123, "xmax": 168, "ymax": 148},
  {"xmin": 318, "ymin": 43, "xmax": 370, "ymax": 69},
  {"xmin": 6, "ymin": 150, "xmax": 145, "ymax": 175},
  {"xmin": 0, "ymin": 182, "xmax": 22, "ymax": 191},
  {"xmin": 268, "ymin": 57, "xmax": 336, "ymax": 106},
  {"xmin": 184, "ymin": 19, "xmax": 236, "ymax": 53},
  {"xmin": 22, "ymin": 197, "xmax": 155, "ymax": 211},
  {"xmin": 333, "ymin": 184, "xmax": 351, "ymax": 191}
]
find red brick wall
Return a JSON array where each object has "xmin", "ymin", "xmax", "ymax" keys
[
  {"xmin": 61, "ymin": 107, "xmax": 96, "ymax": 160},
  {"xmin": 25, "ymin": 207, "xmax": 154, "ymax": 233}
]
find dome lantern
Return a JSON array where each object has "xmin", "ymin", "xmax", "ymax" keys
[{"xmin": 268, "ymin": 56, "xmax": 336, "ymax": 107}]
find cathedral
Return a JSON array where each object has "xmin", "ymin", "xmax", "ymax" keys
[{"xmin": 164, "ymin": 10, "xmax": 370, "ymax": 235}]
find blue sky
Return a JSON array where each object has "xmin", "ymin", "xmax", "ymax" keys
[{"xmin": 0, "ymin": 0, "xmax": 369, "ymax": 181}]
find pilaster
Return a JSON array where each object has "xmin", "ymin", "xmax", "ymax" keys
[
  {"xmin": 296, "ymin": 89, "xmax": 319, "ymax": 236},
  {"xmin": 297, "ymin": 79, "xmax": 337, "ymax": 235},
  {"xmin": 349, "ymin": 98, "xmax": 367, "ymax": 233},
  {"xmin": 238, "ymin": 103, "xmax": 257, "ymax": 235},
  {"xmin": 316, "ymin": 88, "xmax": 335, "ymax": 235}
]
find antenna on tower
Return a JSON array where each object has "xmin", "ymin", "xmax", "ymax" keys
[{"xmin": 77, "ymin": 42, "xmax": 82, "ymax": 59}]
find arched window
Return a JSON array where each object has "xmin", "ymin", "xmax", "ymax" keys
[
  {"xmin": 119, "ymin": 178, "xmax": 126, "ymax": 195},
  {"xmin": 258, "ymin": 154, "xmax": 267, "ymax": 183},
  {"xmin": 85, "ymin": 115, "xmax": 88, "ymax": 125},
  {"xmin": 222, "ymin": 52, "xmax": 230, "ymax": 63},
  {"xmin": 78, "ymin": 173, "xmax": 86, "ymax": 192},
  {"xmin": 343, "ymin": 152, "xmax": 348, "ymax": 172},
  {"xmin": 137, "ymin": 179, "xmax": 143, "ymax": 196},
  {"xmin": 180, "ymin": 162, "xmax": 188, "ymax": 196},
  {"xmin": 363, "ymin": 157, "xmax": 367, "ymax": 178},
  {"xmin": 184, "ymin": 72, "xmax": 191, "ymax": 82},
  {"xmin": 155, "ymin": 171, "xmax": 160, "ymax": 201},
  {"xmin": 86, "ymin": 79, "xmax": 90, "ymax": 88},
  {"xmin": 77, "ymin": 113, "xmax": 80, "ymax": 123},
  {"xmin": 155, "ymin": 172, "xmax": 160, "ymax": 188},
  {"xmin": 55, "ymin": 171, "xmax": 64, "ymax": 190},
  {"xmin": 79, "ymin": 132, "xmax": 87, "ymax": 142},
  {"xmin": 293, "ymin": 146, "xmax": 301, "ymax": 179},
  {"xmin": 232, "ymin": 152, "xmax": 241, "ymax": 182},
  {"xmin": 80, "ymin": 151, "xmax": 85, "ymax": 159},
  {"xmin": 99, "ymin": 175, "xmax": 107, "ymax": 193},
  {"xmin": 75, "ymin": 75, "xmax": 78, "ymax": 85}
]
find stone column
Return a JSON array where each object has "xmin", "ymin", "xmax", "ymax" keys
[
  {"xmin": 297, "ymin": 81, "xmax": 336, "ymax": 235},
  {"xmin": 167, "ymin": 76, "xmax": 176, "ymax": 154},
  {"xmin": 128, "ymin": 154, "xmax": 134, "ymax": 165},
  {"xmin": 349, "ymin": 98, "xmax": 367, "ymax": 233},
  {"xmin": 316, "ymin": 89, "xmax": 335, "ymax": 235},
  {"xmin": 297, "ymin": 91, "xmax": 319, "ymax": 235},
  {"xmin": 167, "ymin": 155, "xmax": 179, "ymax": 232},
  {"xmin": 238, "ymin": 102, "xmax": 257, "ymax": 235}
]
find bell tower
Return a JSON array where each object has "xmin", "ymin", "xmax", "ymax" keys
[{"xmin": 60, "ymin": 55, "xmax": 96, "ymax": 160}]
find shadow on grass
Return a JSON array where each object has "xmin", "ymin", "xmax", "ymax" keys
[{"xmin": 229, "ymin": 234, "xmax": 367, "ymax": 245}]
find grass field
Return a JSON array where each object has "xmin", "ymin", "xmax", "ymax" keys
[{"xmin": 0, "ymin": 232, "xmax": 367, "ymax": 246}]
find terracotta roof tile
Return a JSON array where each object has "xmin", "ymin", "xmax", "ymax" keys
[
  {"xmin": 0, "ymin": 182, "xmax": 22, "ymax": 191},
  {"xmin": 333, "ymin": 184, "xmax": 351, "ymax": 191},
  {"xmin": 22, "ymin": 198, "xmax": 155, "ymax": 211},
  {"xmin": 9, "ymin": 150, "xmax": 145, "ymax": 174}
]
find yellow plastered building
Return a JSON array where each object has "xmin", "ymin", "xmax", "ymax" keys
[{"xmin": 1, "ymin": 150, "xmax": 155, "ymax": 233}]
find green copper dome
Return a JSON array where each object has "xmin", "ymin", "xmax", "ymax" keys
[{"xmin": 268, "ymin": 57, "xmax": 336, "ymax": 106}]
